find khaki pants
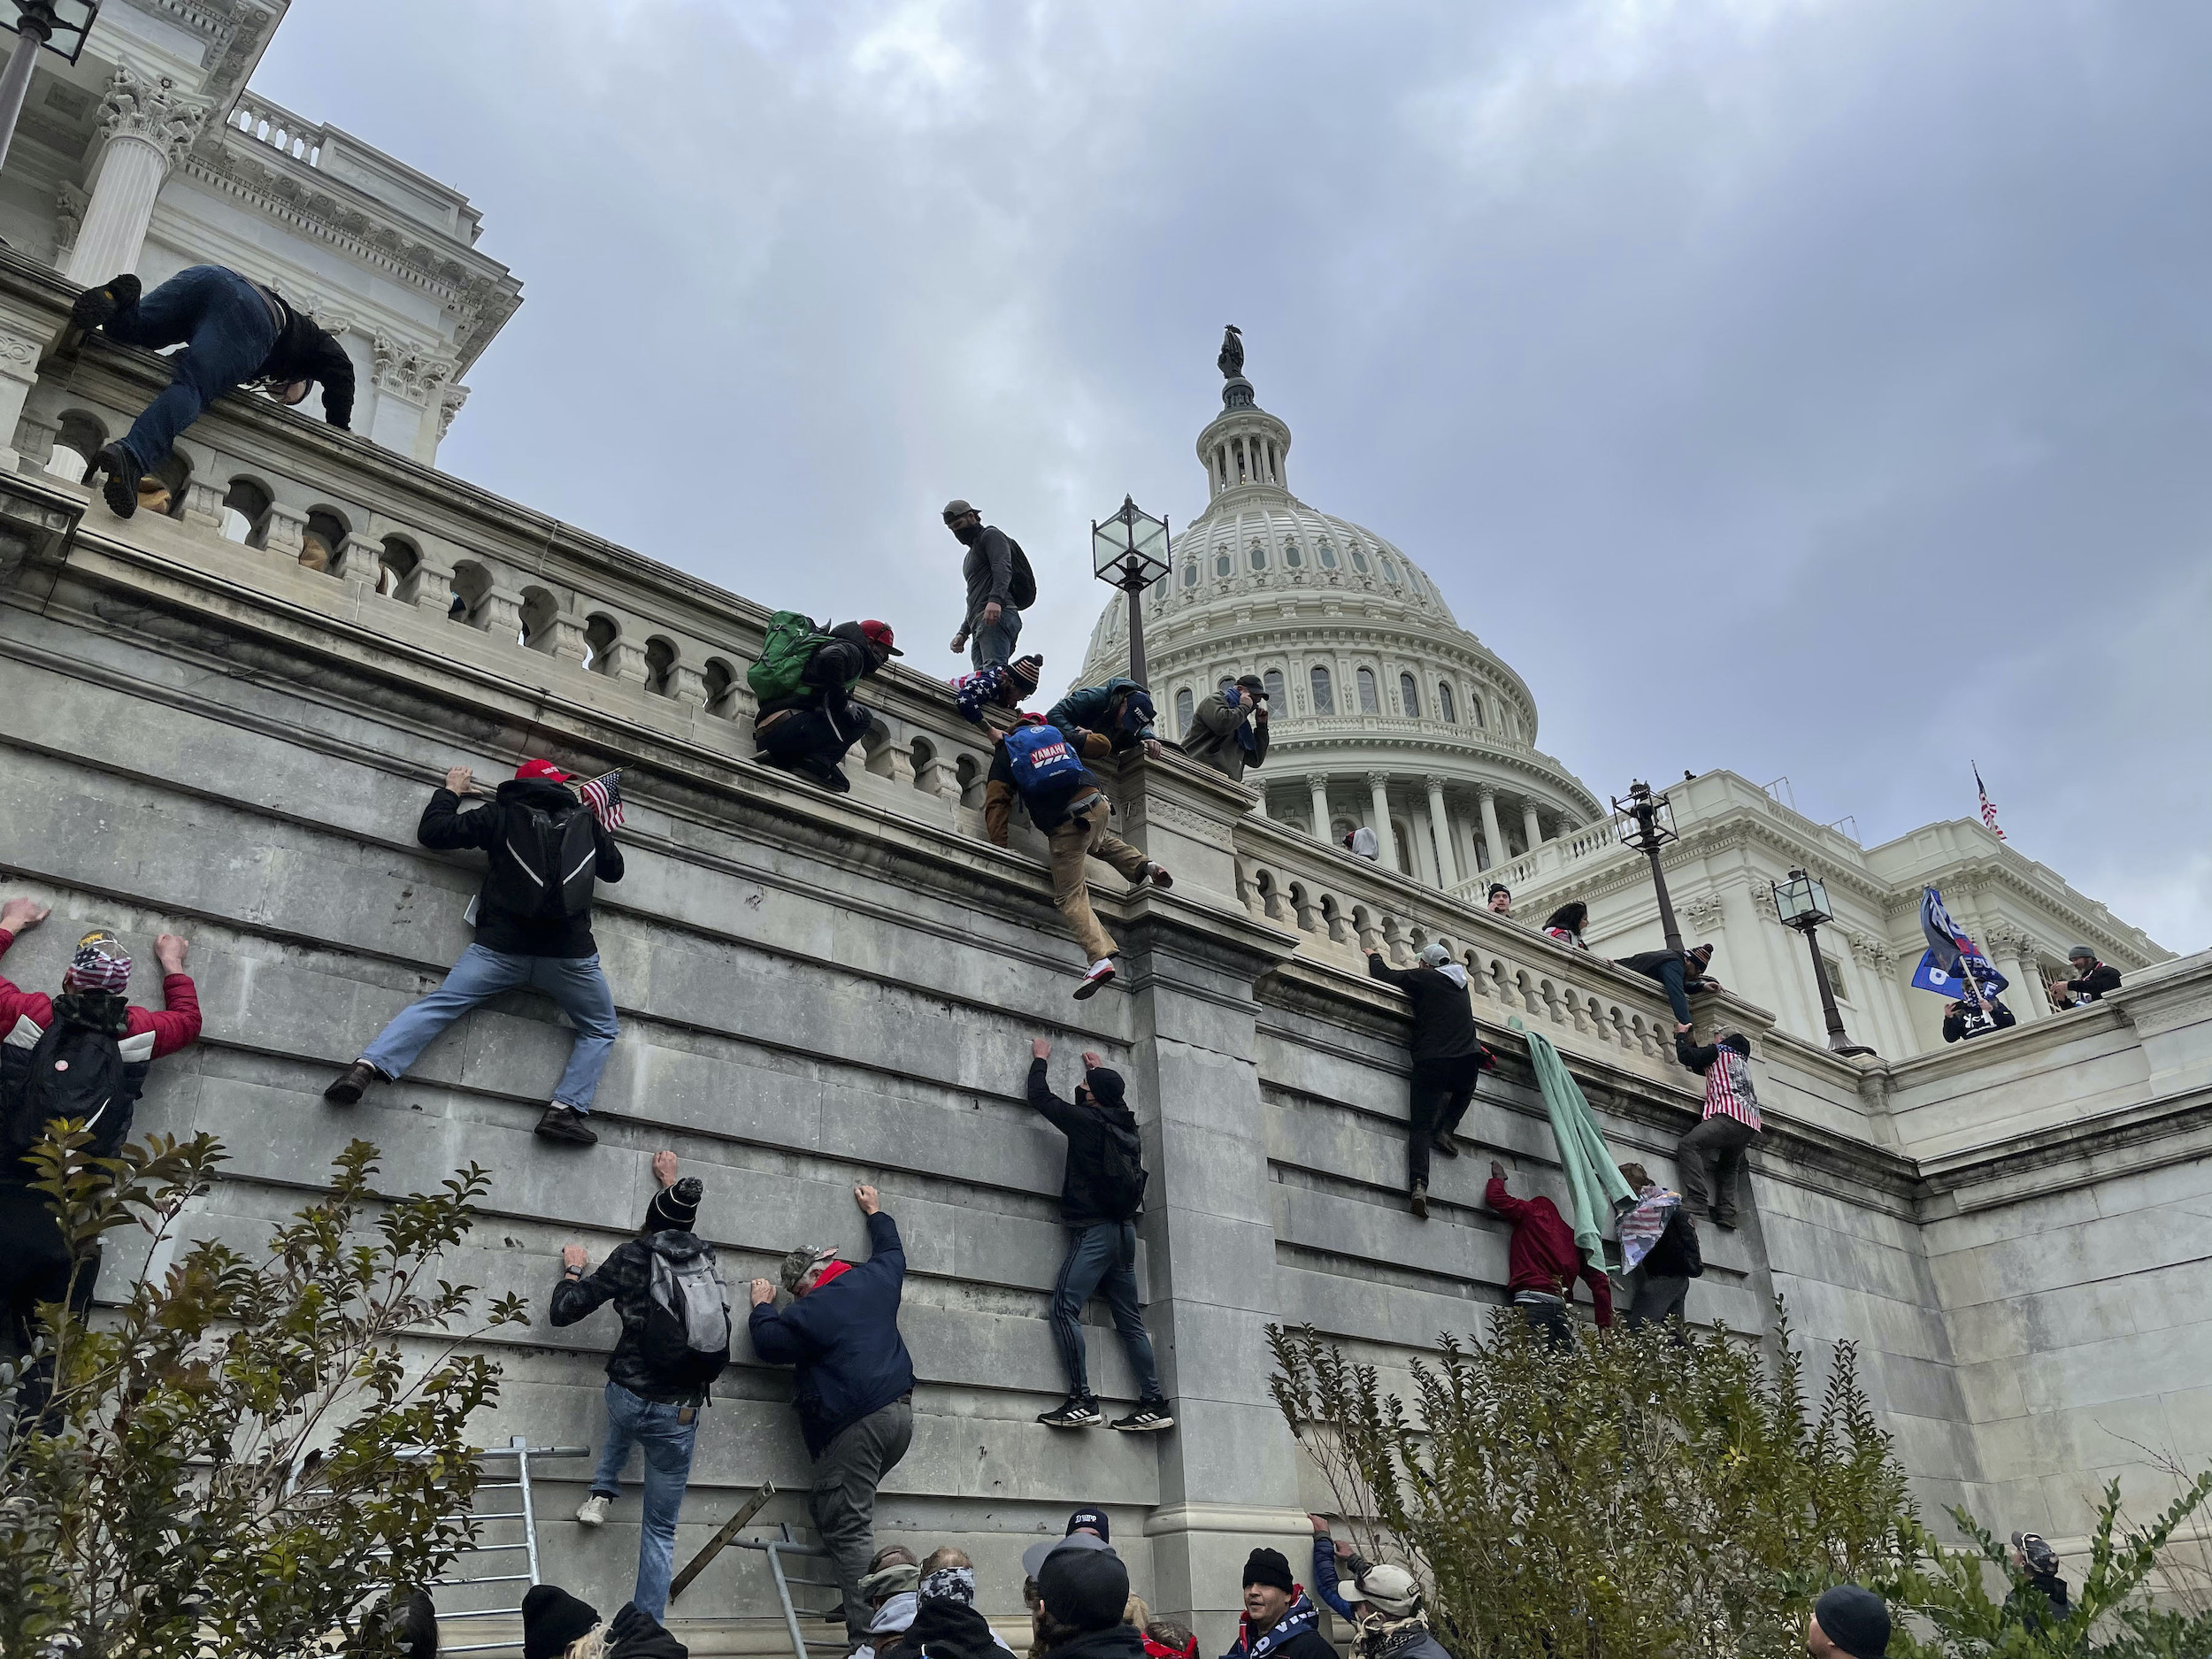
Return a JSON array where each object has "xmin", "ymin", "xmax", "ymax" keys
[
  {"xmin": 1047, "ymin": 807, "xmax": 1151, "ymax": 961},
  {"xmin": 984, "ymin": 778, "xmax": 1016, "ymax": 847}
]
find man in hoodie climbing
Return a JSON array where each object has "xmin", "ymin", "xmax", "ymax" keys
[
  {"xmin": 1362, "ymin": 944, "xmax": 1495, "ymax": 1219},
  {"xmin": 552, "ymin": 1150, "xmax": 726, "ymax": 1621},
  {"xmin": 993, "ymin": 714, "xmax": 1171, "ymax": 999},
  {"xmin": 1220, "ymin": 1549, "xmax": 1335, "ymax": 1659},
  {"xmin": 1026, "ymin": 1039, "xmax": 1173, "ymax": 1433},
  {"xmin": 749, "ymin": 1184, "xmax": 917, "ymax": 1645},
  {"xmin": 1673, "ymin": 1027, "xmax": 1761, "ymax": 1230},
  {"xmin": 755, "ymin": 620, "xmax": 904, "ymax": 794},
  {"xmin": 322, "ymin": 760, "xmax": 623, "ymax": 1146},
  {"xmin": 1483, "ymin": 1162, "xmax": 1614, "ymax": 1346}
]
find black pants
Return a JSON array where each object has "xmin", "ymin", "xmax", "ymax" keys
[
  {"xmin": 1515, "ymin": 1294, "xmax": 1571, "ymax": 1349},
  {"xmin": 1407, "ymin": 1054, "xmax": 1483, "ymax": 1191},
  {"xmin": 1626, "ymin": 1274, "xmax": 1690, "ymax": 1336},
  {"xmin": 756, "ymin": 705, "xmax": 869, "ymax": 773},
  {"xmin": 0, "ymin": 1181, "xmax": 97, "ymax": 1432}
]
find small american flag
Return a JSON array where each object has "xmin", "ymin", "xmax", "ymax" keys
[
  {"xmin": 1974, "ymin": 762, "xmax": 2004, "ymax": 841},
  {"xmin": 580, "ymin": 769, "xmax": 625, "ymax": 832}
]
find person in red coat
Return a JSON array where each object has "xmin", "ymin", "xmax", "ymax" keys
[{"xmin": 1483, "ymin": 1161, "xmax": 1612, "ymax": 1347}]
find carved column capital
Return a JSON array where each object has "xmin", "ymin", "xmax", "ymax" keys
[
  {"xmin": 1303, "ymin": 772, "xmax": 1331, "ymax": 790},
  {"xmin": 1679, "ymin": 894, "xmax": 1726, "ymax": 933},
  {"xmin": 1422, "ymin": 774, "xmax": 1449, "ymax": 794},
  {"xmin": 1476, "ymin": 784, "xmax": 1498, "ymax": 803},
  {"xmin": 372, "ymin": 335, "xmax": 459, "ymax": 403},
  {"xmin": 1363, "ymin": 771, "xmax": 1392, "ymax": 789},
  {"xmin": 1846, "ymin": 931, "xmax": 1896, "ymax": 970},
  {"xmin": 94, "ymin": 68, "xmax": 210, "ymax": 165}
]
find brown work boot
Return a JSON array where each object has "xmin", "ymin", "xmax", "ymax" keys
[
  {"xmin": 1410, "ymin": 1181, "xmax": 1429, "ymax": 1220},
  {"xmin": 1432, "ymin": 1129, "xmax": 1460, "ymax": 1159},
  {"xmin": 323, "ymin": 1060, "xmax": 380, "ymax": 1105}
]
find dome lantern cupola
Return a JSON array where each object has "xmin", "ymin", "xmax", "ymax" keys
[{"xmin": 1201, "ymin": 324, "xmax": 1293, "ymax": 504}]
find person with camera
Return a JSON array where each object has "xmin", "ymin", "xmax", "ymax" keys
[{"xmin": 1179, "ymin": 676, "xmax": 1271, "ymax": 783}]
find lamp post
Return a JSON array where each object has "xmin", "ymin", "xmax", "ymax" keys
[
  {"xmin": 1091, "ymin": 494, "xmax": 1171, "ymax": 688},
  {"xmin": 1611, "ymin": 780, "xmax": 1684, "ymax": 953},
  {"xmin": 1772, "ymin": 867, "xmax": 1877, "ymax": 1057},
  {"xmin": 0, "ymin": 2, "xmax": 99, "ymax": 177}
]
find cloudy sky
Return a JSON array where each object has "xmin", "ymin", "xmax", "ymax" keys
[{"xmin": 257, "ymin": 0, "xmax": 2212, "ymax": 950}]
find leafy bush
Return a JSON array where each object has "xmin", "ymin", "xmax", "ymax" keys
[{"xmin": 0, "ymin": 1125, "xmax": 526, "ymax": 1659}]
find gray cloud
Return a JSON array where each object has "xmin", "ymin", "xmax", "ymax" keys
[{"xmin": 257, "ymin": 0, "xmax": 2212, "ymax": 947}]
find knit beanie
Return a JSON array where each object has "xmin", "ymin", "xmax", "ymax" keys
[
  {"xmin": 521, "ymin": 1585, "xmax": 598, "ymax": 1659},
  {"xmin": 1065, "ymin": 1506, "xmax": 1110, "ymax": 1542},
  {"xmin": 644, "ymin": 1176, "xmax": 703, "ymax": 1234},
  {"xmin": 1006, "ymin": 655, "xmax": 1044, "ymax": 698},
  {"xmin": 1081, "ymin": 1068, "xmax": 1126, "ymax": 1112},
  {"xmin": 1813, "ymin": 1585, "xmax": 1891, "ymax": 1659},
  {"xmin": 1241, "ymin": 1548, "xmax": 1295, "ymax": 1594},
  {"xmin": 1039, "ymin": 1544, "xmax": 1129, "ymax": 1632}
]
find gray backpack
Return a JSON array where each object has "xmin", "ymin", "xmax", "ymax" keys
[{"xmin": 643, "ymin": 1241, "xmax": 731, "ymax": 1391}]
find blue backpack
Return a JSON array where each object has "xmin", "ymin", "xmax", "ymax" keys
[{"xmin": 1003, "ymin": 723, "xmax": 1086, "ymax": 799}]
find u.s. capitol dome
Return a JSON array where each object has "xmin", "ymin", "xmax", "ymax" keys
[{"xmin": 1078, "ymin": 340, "xmax": 1601, "ymax": 894}]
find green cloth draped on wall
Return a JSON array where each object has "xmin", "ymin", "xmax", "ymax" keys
[{"xmin": 1509, "ymin": 1017, "xmax": 1633, "ymax": 1259}]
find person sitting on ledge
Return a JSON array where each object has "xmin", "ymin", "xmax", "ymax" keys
[
  {"xmin": 69, "ymin": 267, "xmax": 354, "ymax": 519},
  {"xmin": 753, "ymin": 619, "xmax": 902, "ymax": 795},
  {"xmin": 1942, "ymin": 996, "xmax": 2016, "ymax": 1043},
  {"xmin": 1483, "ymin": 1161, "xmax": 1614, "ymax": 1346},
  {"xmin": 2048, "ymin": 946, "xmax": 2121, "ymax": 1010},
  {"xmin": 1616, "ymin": 941, "xmax": 1722, "ymax": 1030},
  {"xmin": 323, "ymin": 760, "xmax": 622, "ymax": 1147}
]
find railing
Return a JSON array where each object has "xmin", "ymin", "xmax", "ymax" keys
[{"xmin": 229, "ymin": 96, "xmax": 326, "ymax": 168}]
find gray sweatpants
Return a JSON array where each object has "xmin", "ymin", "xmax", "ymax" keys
[
  {"xmin": 1676, "ymin": 1114, "xmax": 1758, "ymax": 1224},
  {"xmin": 809, "ymin": 1395, "xmax": 914, "ymax": 1640}
]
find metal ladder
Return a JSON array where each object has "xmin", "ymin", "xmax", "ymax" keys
[
  {"xmin": 725, "ymin": 1523, "xmax": 850, "ymax": 1659},
  {"xmin": 417, "ymin": 1437, "xmax": 588, "ymax": 1655}
]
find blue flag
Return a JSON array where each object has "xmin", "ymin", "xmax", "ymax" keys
[{"xmin": 1914, "ymin": 887, "xmax": 2007, "ymax": 1001}]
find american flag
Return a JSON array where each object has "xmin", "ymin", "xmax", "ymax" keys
[
  {"xmin": 580, "ymin": 769, "xmax": 625, "ymax": 832},
  {"xmin": 1974, "ymin": 762, "xmax": 2004, "ymax": 841}
]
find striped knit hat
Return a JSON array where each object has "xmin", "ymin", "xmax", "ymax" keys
[{"xmin": 65, "ymin": 930, "xmax": 131, "ymax": 993}]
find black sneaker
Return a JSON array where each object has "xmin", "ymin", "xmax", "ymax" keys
[
  {"xmin": 1710, "ymin": 1208, "xmax": 1738, "ymax": 1232},
  {"xmin": 794, "ymin": 757, "xmax": 851, "ymax": 794},
  {"xmin": 1037, "ymin": 1397, "xmax": 1102, "ymax": 1429},
  {"xmin": 534, "ymin": 1104, "xmax": 598, "ymax": 1146},
  {"xmin": 1110, "ymin": 1401, "xmax": 1175, "ymax": 1432},
  {"xmin": 70, "ymin": 273, "xmax": 138, "ymax": 332},
  {"xmin": 89, "ymin": 443, "xmax": 141, "ymax": 518}
]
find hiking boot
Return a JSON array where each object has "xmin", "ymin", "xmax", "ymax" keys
[
  {"xmin": 1432, "ymin": 1129, "xmax": 1460, "ymax": 1159},
  {"xmin": 575, "ymin": 1494, "xmax": 611, "ymax": 1527},
  {"xmin": 1073, "ymin": 959, "xmax": 1116, "ymax": 1000},
  {"xmin": 1038, "ymin": 1397, "xmax": 1103, "ymax": 1429},
  {"xmin": 88, "ymin": 442, "xmax": 141, "ymax": 518},
  {"xmin": 1133, "ymin": 862, "xmax": 1173, "ymax": 891},
  {"xmin": 1410, "ymin": 1181, "xmax": 1429, "ymax": 1220},
  {"xmin": 1710, "ymin": 1207, "xmax": 1738, "ymax": 1232},
  {"xmin": 1110, "ymin": 1401, "xmax": 1175, "ymax": 1432},
  {"xmin": 323, "ymin": 1061, "xmax": 380, "ymax": 1105},
  {"xmin": 534, "ymin": 1104, "xmax": 599, "ymax": 1146},
  {"xmin": 69, "ymin": 273, "xmax": 138, "ymax": 332}
]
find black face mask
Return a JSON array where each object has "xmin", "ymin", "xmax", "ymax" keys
[{"xmin": 952, "ymin": 519, "xmax": 982, "ymax": 545}]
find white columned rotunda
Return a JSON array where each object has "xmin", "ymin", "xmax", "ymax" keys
[{"xmin": 1078, "ymin": 338, "xmax": 1601, "ymax": 884}]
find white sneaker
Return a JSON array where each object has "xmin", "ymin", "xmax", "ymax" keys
[
  {"xmin": 1074, "ymin": 959, "xmax": 1117, "ymax": 1000},
  {"xmin": 576, "ymin": 1494, "xmax": 611, "ymax": 1526}
]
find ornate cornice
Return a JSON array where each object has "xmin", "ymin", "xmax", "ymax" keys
[{"xmin": 436, "ymin": 382, "xmax": 469, "ymax": 441}]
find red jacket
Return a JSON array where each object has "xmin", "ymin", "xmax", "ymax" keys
[
  {"xmin": 1484, "ymin": 1176, "xmax": 1613, "ymax": 1327},
  {"xmin": 0, "ymin": 927, "xmax": 203, "ymax": 1057}
]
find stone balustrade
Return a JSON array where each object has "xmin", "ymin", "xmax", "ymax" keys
[{"xmin": 228, "ymin": 95, "xmax": 327, "ymax": 168}]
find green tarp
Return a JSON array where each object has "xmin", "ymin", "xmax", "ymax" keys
[{"xmin": 1509, "ymin": 1017, "xmax": 1633, "ymax": 1260}]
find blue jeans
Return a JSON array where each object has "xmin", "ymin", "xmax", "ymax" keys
[
  {"xmin": 969, "ymin": 606, "xmax": 1023, "ymax": 671},
  {"xmin": 1049, "ymin": 1220, "xmax": 1161, "ymax": 1402},
  {"xmin": 358, "ymin": 943, "xmax": 618, "ymax": 1110},
  {"xmin": 1652, "ymin": 958, "xmax": 1694, "ymax": 1025},
  {"xmin": 100, "ymin": 265, "xmax": 279, "ymax": 471},
  {"xmin": 589, "ymin": 1380, "xmax": 698, "ymax": 1620}
]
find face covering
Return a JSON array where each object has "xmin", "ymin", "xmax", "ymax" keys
[{"xmin": 953, "ymin": 520, "xmax": 982, "ymax": 545}]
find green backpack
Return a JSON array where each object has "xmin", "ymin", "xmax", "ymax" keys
[{"xmin": 747, "ymin": 611, "xmax": 841, "ymax": 704}]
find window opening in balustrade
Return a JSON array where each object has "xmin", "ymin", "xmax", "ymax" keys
[
  {"xmin": 48, "ymin": 410, "xmax": 106, "ymax": 483},
  {"xmin": 148, "ymin": 453, "xmax": 191, "ymax": 521},
  {"xmin": 909, "ymin": 737, "xmax": 938, "ymax": 792},
  {"xmin": 450, "ymin": 562, "xmax": 492, "ymax": 625},
  {"xmin": 583, "ymin": 614, "xmax": 620, "ymax": 673},
  {"xmin": 302, "ymin": 509, "xmax": 347, "ymax": 575},
  {"xmin": 518, "ymin": 588, "xmax": 559, "ymax": 652},
  {"xmin": 702, "ymin": 657, "xmax": 735, "ymax": 714},
  {"xmin": 645, "ymin": 637, "xmax": 678, "ymax": 696},
  {"xmin": 378, "ymin": 534, "xmax": 419, "ymax": 598},
  {"xmin": 1437, "ymin": 681, "xmax": 1456, "ymax": 724},
  {"xmin": 955, "ymin": 753, "xmax": 983, "ymax": 807},
  {"xmin": 1174, "ymin": 687, "xmax": 1194, "ymax": 737},
  {"xmin": 220, "ymin": 479, "xmax": 273, "ymax": 547},
  {"xmin": 1356, "ymin": 667, "xmax": 1379, "ymax": 714},
  {"xmin": 1400, "ymin": 673, "xmax": 1420, "ymax": 718},
  {"xmin": 1310, "ymin": 664, "xmax": 1333, "ymax": 714}
]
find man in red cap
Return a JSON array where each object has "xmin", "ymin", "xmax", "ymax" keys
[
  {"xmin": 324, "ymin": 758, "xmax": 624, "ymax": 1145},
  {"xmin": 752, "ymin": 619, "xmax": 901, "ymax": 794}
]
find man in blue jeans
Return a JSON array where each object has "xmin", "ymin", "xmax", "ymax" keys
[
  {"xmin": 323, "ymin": 758, "xmax": 623, "ymax": 1145},
  {"xmin": 553, "ymin": 1150, "xmax": 717, "ymax": 1620},
  {"xmin": 1025, "ymin": 1039, "xmax": 1173, "ymax": 1432},
  {"xmin": 1616, "ymin": 942, "xmax": 1722, "ymax": 1033},
  {"xmin": 67, "ymin": 266, "xmax": 355, "ymax": 519},
  {"xmin": 943, "ymin": 500, "xmax": 1025, "ymax": 670}
]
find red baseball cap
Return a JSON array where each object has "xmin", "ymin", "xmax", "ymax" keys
[
  {"xmin": 859, "ymin": 619, "xmax": 903, "ymax": 657},
  {"xmin": 515, "ymin": 758, "xmax": 572, "ymax": 782}
]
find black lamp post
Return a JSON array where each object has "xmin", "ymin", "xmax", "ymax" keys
[
  {"xmin": 1092, "ymin": 495, "xmax": 1171, "ymax": 689},
  {"xmin": 1612, "ymin": 780, "xmax": 1684, "ymax": 953},
  {"xmin": 0, "ymin": 2, "xmax": 100, "ymax": 176},
  {"xmin": 1772, "ymin": 867, "xmax": 1876, "ymax": 1057}
]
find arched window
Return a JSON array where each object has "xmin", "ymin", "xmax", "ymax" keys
[
  {"xmin": 1317, "ymin": 539, "xmax": 1339, "ymax": 569},
  {"xmin": 302, "ymin": 508, "xmax": 347, "ymax": 574},
  {"xmin": 1356, "ymin": 667, "xmax": 1379, "ymax": 714},
  {"xmin": 220, "ymin": 479, "xmax": 272, "ymax": 546},
  {"xmin": 584, "ymin": 612, "xmax": 620, "ymax": 673},
  {"xmin": 1215, "ymin": 547, "xmax": 1233, "ymax": 579},
  {"xmin": 645, "ymin": 636, "xmax": 678, "ymax": 695},
  {"xmin": 1400, "ymin": 672, "xmax": 1420, "ymax": 718},
  {"xmin": 1283, "ymin": 540, "xmax": 1302, "ymax": 568},
  {"xmin": 1349, "ymin": 544, "xmax": 1371, "ymax": 574},
  {"xmin": 1263, "ymin": 668, "xmax": 1286, "ymax": 708},
  {"xmin": 1469, "ymin": 691, "xmax": 1486, "ymax": 728},
  {"xmin": 1181, "ymin": 559, "xmax": 1198, "ymax": 588},
  {"xmin": 1379, "ymin": 556, "xmax": 1400, "ymax": 584},
  {"xmin": 50, "ymin": 411, "xmax": 107, "ymax": 483},
  {"xmin": 377, "ymin": 534, "xmax": 419, "ymax": 595},
  {"xmin": 451, "ymin": 561, "xmax": 492, "ymax": 625},
  {"xmin": 702, "ymin": 657, "xmax": 736, "ymax": 714},
  {"xmin": 1310, "ymin": 664, "xmax": 1334, "ymax": 715},
  {"xmin": 1174, "ymin": 686, "xmax": 1194, "ymax": 735},
  {"xmin": 1248, "ymin": 540, "xmax": 1267, "ymax": 571},
  {"xmin": 1437, "ymin": 681, "xmax": 1456, "ymax": 724},
  {"xmin": 1407, "ymin": 566, "xmax": 1426, "ymax": 597}
]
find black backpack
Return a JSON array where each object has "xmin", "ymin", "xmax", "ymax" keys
[
  {"xmin": 1094, "ymin": 1120, "xmax": 1148, "ymax": 1220},
  {"xmin": 484, "ymin": 802, "xmax": 599, "ymax": 920},
  {"xmin": 2, "ymin": 1015, "xmax": 134, "ymax": 1168},
  {"xmin": 641, "ymin": 1240, "xmax": 733, "ymax": 1393},
  {"xmin": 1007, "ymin": 538, "xmax": 1038, "ymax": 610}
]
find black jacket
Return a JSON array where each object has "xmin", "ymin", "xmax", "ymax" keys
[
  {"xmin": 2063, "ymin": 962, "xmax": 2122, "ymax": 1002},
  {"xmin": 255, "ymin": 287, "xmax": 356, "ymax": 430},
  {"xmin": 549, "ymin": 1201, "xmax": 717, "ymax": 1406},
  {"xmin": 1942, "ymin": 1002, "xmax": 2017, "ymax": 1043},
  {"xmin": 1617, "ymin": 949, "xmax": 1717, "ymax": 992},
  {"xmin": 606, "ymin": 1601, "xmax": 690, "ymax": 1659},
  {"xmin": 1365, "ymin": 956, "xmax": 1488, "ymax": 1063},
  {"xmin": 1026, "ymin": 1057, "xmax": 1144, "ymax": 1228},
  {"xmin": 961, "ymin": 526, "xmax": 1018, "ymax": 629},
  {"xmin": 420, "ymin": 780, "xmax": 623, "ymax": 957},
  {"xmin": 987, "ymin": 735, "xmax": 1104, "ymax": 835},
  {"xmin": 1048, "ymin": 1629, "xmax": 1148, "ymax": 1659},
  {"xmin": 882, "ymin": 1598, "xmax": 1000, "ymax": 1659},
  {"xmin": 1641, "ymin": 1206, "xmax": 1702, "ymax": 1279}
]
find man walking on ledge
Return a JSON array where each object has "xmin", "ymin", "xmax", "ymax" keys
[
  {"xmin": 323, "ymin": 759, "xmax": 623, "ymax": 1146},
  {"xmin": 69, "ymin": 267, "xmax": 354, "ymax": 518}
]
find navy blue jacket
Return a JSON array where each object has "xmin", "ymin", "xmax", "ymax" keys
[{"xmin": 749, "ymin": 1210, "xmax": 916, "ymax": 1458}]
